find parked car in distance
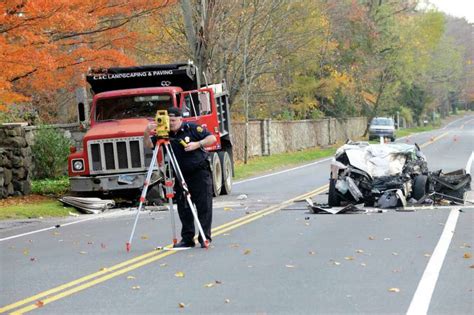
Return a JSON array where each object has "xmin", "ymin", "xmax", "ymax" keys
[{"xmin": 368, "ymin": 117, "xmax": 396, "ymax": 141}]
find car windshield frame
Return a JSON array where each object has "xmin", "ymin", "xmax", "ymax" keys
[
  {"xmin": 95, "ymin": 94, "xmax": 173, "ymax": 121},
  {"xmin": 371, "ymin": 118, "xmax": 394, "ymax": 126}
]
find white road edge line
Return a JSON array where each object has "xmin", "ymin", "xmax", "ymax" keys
[
  {"xmin": 406, "ymin": 207, "xmax": 461, "ymax": 315},
  {"xmin": 465, "ymin": 151, "xmax": 473, "ymax": 175},
  {"xmin": 0, "ymin": 214, "xmax": 112, "ymax": 242},
  {"xmin": 234, "ymin": 158, "xmax": 331, "ymax": 185}
]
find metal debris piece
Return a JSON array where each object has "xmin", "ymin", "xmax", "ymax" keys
[
  {"xmin": 59, "ymin": 196, "xmax": 115, "ymax": 214},
  {"xmin": 305, "ymin": 198, "xmax": 365, "ymax": 214}
]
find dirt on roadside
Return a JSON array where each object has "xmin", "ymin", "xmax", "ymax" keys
[{"xmin": 0, "ymin": 195, "xmax": 56, "ymax": 208}]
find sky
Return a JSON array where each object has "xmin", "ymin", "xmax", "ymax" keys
[{"xmin": 427, "ymin": 0, "xmax": 474, "ymax": 23}]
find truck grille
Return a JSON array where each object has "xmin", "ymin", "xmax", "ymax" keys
[{"xmin": 87, "ymin": 137, "xmax": 153, "ymax": 174}]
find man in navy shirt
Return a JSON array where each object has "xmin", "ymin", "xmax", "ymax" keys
[{"xmin": 144, "ymin": 107, "xmax": 216, "ymax": 248}]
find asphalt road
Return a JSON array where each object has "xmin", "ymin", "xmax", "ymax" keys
[{"xmin": 1, "ymin": 115, "xmax": 473, "ymax": 314}]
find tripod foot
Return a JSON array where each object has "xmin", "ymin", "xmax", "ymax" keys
[
  {"xmin": 203, "ymin": 240, "xmax": 210, "ymax": 249},
  {"xmin": 126, "ymin": 242, "xmax": 131, "ymax": 252}
]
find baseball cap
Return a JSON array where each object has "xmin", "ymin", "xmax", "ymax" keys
[{"xmin": 167, "ymin": 107, "xmax": 182, "ymax": 117}]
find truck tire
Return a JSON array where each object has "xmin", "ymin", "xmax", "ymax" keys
[
  {"xmin": 328, "ymin": 178, "xmax": 340, "ymax": 207},
  {"xmin": 413, "ymin": 175, "xmax": 429, "ymax": 201},
  {"xmin": 211, "ymin": 152, "xmax": 222, "ymax": 196},
  {"xmin": 218, "ymin": 151, "xmax": 232, "ymax": 195}
]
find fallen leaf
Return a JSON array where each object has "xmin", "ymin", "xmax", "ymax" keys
[
  {"xmin": 356, "ymin": 249, "xmax": 364, "ymax": 254},
  {"xmin": 23, "ymin": 249, "xmax": 29, "ymax": 255},
  {"xmin": 469, "ymin": 265, "xmax": 474, "ymax": 268},
  {"xmin": 178, "ymin": 303, "xmax": 186, "ymax": 308},
  {"xmin": 460, "ymin": 243, "xmax": 471, "ymax": 249},
  {"xmin": 132, "ymin": 286, "xmax": 140, "ymax": 290},
  {"xmin": 100, "ymin": 267, "xmax": 108, "ymax": 271},
  {"xmin": 224, "ymin": 299, "xmax": 230, "ymax": 304},
  {"xmin": 388, "ymin": 288, "xmax": 400, "ymax": 293},
  {"xmin": 79, "ymin": 251, "xmax": 87, "ymax": 255},
  {"xmin": 160, "ymin": 263, "xmax": 168, "ymax": 267},
  {"xmin": 344, "ymin": 256, "xmax": 355, "ymax": 261},
  {"xmin": 127, "ymin": 276, "xmax": 136, "ymax": 280},
  {"xmin": 175, "ymin": 271, "xmax": 185, "ymax": 278},
  {"xmin": 35, "ymin": 300, "xmax": 44, "ymax": 307},
  {"xmin": 204, "ymin": 283, "xmax": 215, "ymax": 288},
  {"xmin": 140, "ymin": 235, "xmax": 149, "ymax": 240},
  {"xmin": 463, "ymin": 253, "xmax": 472, "ymax": 259},
  {"xmin": 285, "ymin": 264, "xmax": 296, "ymax": 268},
  {"xmin": 243, "ymin": 249, "xmax": 251, "ymax": 255},
  {"xmin": 224, "ymin": 207, "xmax": 232, "ymax": 211},
  {"xmin": 368, "ymin": 236, "xmax": 375, "ymax": 240},
  {"xmin": 309, "ymin": 251, "xmax": 316, "ymax": 255}
]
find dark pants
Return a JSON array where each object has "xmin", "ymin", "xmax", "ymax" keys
[{"xmin": 175, "ymin": 168, "xmax": 213, "ymax": 244}]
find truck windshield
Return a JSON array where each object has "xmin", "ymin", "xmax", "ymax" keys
[{"xmin": 95, "ymin": 94, "xmax": 172, "ymax": 121}]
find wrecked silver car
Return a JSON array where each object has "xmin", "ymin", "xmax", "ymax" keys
[{"xmin": 329, "ymin": 142, "xmax": 471, "ymax": 208}]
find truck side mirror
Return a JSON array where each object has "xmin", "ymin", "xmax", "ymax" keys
[{"xmin": 78, "ymin": 102, "xmax": 86, "ymax": 122}]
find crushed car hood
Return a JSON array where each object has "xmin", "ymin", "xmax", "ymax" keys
[{"xmin": 334, "ymin": 143, "xmax": 420, "ymax": 178}]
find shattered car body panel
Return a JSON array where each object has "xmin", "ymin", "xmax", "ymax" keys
[{"xmin": 328, "ymin": 141, "xmax": 470, "ymax": 208}]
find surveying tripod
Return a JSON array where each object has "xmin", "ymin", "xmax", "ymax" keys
[{"xmin": 126, "ymin": 113, "xmax": 209, "ymax": 252}]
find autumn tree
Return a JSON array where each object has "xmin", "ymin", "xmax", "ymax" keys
[{"xmin": 0, "ymin": 0, "xmax": 171, "ymax": 122}]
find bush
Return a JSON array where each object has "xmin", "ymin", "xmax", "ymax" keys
[
  {"xmin": 31, "ymin": 126, "xmax": 72, "ymax": 179},
  {"xmin": 31, "ymin": 176, "xmax": 70, "ymax": 196}
]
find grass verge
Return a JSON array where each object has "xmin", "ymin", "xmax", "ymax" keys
[
  {"xmin": 233, "ymin": 146, "xmax": 337, "ymax": 180},
  {"xmin": 0, "ymin": 177, "xmax": 75, "ymax": 220},
  {"xmin": 0, "ymin": 200, "xmax": 74, "ymax": 220},
  {"xmin": 396, "ymin": 125, "xmax": 438, "ymax": 138}
]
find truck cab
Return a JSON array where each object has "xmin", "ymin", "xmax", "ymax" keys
[{"xmin": 68, "ymin": 62, "xmax": 233, "ymax": 199}]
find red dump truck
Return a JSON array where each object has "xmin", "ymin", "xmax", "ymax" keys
[{"xmin": 68, "ymin": 62, "xmax": 233, "ymax": 200}]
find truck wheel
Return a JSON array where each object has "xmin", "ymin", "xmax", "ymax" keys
[
  {"xmin": 211, "ymin": 152, "xmax": 222, "ymax": 196},
  {"xmin": 413, "ymin": 175, "xmax": 428, "ymax": 201},
  {"xmin": 328, "ymin": 178, "xmax": 340, "ymax": 207},
  {"xmin": 218, "ymin": 151, "xmax": 232, "ymax": 195}
]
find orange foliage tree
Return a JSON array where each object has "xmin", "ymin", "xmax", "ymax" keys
[{"xmin": 0, "ymin": 0, "xmax": 172, "ymax": 112}]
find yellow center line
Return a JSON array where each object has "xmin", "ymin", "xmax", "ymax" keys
[
  {"xmin": 2, "ymin": 185, "xmax": 328, "ymax": 314},
  {"xmin": 419, "ymin": 131, "xmax": 450, "ymax": 148}
]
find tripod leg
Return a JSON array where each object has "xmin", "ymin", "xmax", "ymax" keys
[
  {"xmin": 126, "ymin": 143, "xmax": 160, "ymax": 252},
  {"xmin": 164, "ymin": 144, "xmax": 209, "ymax": 248},
  {"xmin": 163, "ymin": 156, "xmax": 178, "ymax": 245}
]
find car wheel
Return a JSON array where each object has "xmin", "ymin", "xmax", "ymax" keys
[
  {"xmin": 211, "ymin": 152, "xmax": 222, "ymax": 196},
  {"xmin": 328, "ymin": 178, "xmax": 340, "ymax": 206},
  {"xmin": 413, "ymin": 175, "xmax": 429, "ymax": 201}
]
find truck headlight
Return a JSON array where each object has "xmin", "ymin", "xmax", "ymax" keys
[{"xmin": 72, "ymin": 159, "xmax": 84, "ymax": 172}]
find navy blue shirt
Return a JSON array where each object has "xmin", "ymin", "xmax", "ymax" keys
[{"xmin": 152, "ymin": 122, "xmax": 211, "ymax": 175}]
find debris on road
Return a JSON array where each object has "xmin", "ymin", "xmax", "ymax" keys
[
  {"xmin": 325, "ymin": 141, "xmax": 471, "ymax": 209},
  {"xmin": 59, "ymin": 196, "xmax": 115, "ymax": 214}
]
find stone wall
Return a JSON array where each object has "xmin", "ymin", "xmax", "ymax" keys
[
  {"xmin": 232, "ymin": 117, "xmax": 367, "ymax": 161},
  {"xmin": 0, "ymin": 124, "xmax": 32, "ymax": 198}
]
